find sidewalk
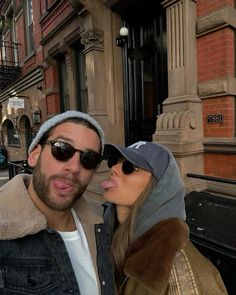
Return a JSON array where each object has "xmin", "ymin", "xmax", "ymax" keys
[{"xmin": 0, "ymin": 168, "xmax": 9, "ymax": 187}]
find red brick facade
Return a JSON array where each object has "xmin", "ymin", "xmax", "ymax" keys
[{"xmin": 197, "ymin": 0, "xmax": 236, "ymax": 179}]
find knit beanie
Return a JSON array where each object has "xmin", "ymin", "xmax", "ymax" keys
[{"xmin": 28, "ymin": 110, "xmax": 105, "ymax": 154}]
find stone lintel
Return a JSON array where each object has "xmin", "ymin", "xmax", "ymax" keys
[
  {"xmin": 204, "ymin": 138, "xmax": 236, "ymax": 154},
  {"xmin": 198, "ymin": 77, "xmax": 236, "ymax": 99},
  {"xmin": 197, "ymin": 5, "xmax": 236, "ymax": 36}
]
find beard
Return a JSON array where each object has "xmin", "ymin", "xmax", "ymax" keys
[{"xmin": 32, "ymin": 158, "xmax": 88, "ymax": 211}]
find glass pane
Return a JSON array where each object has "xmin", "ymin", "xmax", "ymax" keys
[{"xmin": 27, "ymin": 0, "xmax": 33, "ymax": 25}]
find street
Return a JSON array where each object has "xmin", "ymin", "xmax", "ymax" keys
[{"xmin": 0, "ymin": 169, "xmax": 9, "ymax": 187}]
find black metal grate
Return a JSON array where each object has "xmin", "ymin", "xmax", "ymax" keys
[
  {"xmin": 8, "ymin": 160, "xmax": 33, "ymax": 179},
  {"xmin": 0, "ymin": 40, "xmax": 21, "ymax": 90},
  {"xmin": 185, "ymin": 191, "xmax": 236, "ymax": 295}
]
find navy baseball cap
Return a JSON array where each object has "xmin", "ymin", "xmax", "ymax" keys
[{"xmin": 103, "ymin": 141, "xmax": 171, "ymax": 181}]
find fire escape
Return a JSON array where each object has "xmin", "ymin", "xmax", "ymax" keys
[{"xmin": 0, "ymin": 40, "xmax": 21, "ymax": 91}]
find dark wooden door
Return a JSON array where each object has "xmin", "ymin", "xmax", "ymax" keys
[{"xmin": 122, "ymin": 2, "xmax": 167, "ymax": 145}]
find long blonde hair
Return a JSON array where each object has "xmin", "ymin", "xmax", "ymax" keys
[{"xmin": 111, "ymin": 176, "xmax": 157, "ymax": 273}]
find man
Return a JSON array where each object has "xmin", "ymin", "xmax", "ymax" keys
[{"xmin": 0, "ymin": 111, "xmax": 115, "ymax": 295}]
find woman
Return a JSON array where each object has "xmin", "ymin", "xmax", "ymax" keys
[{"xmin": 101, "ymin": 141, "xmax": 228, "ymax": 295}]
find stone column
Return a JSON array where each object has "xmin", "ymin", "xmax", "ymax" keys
[
  {"xmin": 81, "ymin": 28, "xmax": 106, "ymax": 115},
  {"xmin": 154, "ymin": 0, "xmax": 206, "ymax": 192}
]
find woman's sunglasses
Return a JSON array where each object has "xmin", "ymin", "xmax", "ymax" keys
[
  {"xmin": 42, "ymin": 140, "xmax": 102, "ymax": 170},
  {"xmin": 107, "ymin": 157, "xmax": 138, "ymax": 175}
]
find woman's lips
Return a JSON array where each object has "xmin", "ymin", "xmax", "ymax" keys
[{"xmin": 100, "ymin": 178, "xmax": 117, "ymax": 190}]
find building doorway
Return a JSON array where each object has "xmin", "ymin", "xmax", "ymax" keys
[{"xmin": 121, "ymin": 1, "xmax": 167, "ymax": 145}]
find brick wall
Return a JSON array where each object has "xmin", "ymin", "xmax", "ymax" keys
[
  {"xmin": 197, "ymin": 0, "xmax": 235, "ymax": 17},
  {"xmin": 46, "ymin": 93, "xmax": 60, "ymax": 114},
  {"xmin": 204, "ymin": 153, "xmax": 236, "ymax": 178},
  {"xmin": 197, "ymin": 0, "xmax": 236, "ymax": 179},
  {"xmin": 198, "ymin": 28, "xmax": 234, "ymax": 82},
  {"xmin": 202, "ymin": 96, "xmax": 235, "ymax": 137}
]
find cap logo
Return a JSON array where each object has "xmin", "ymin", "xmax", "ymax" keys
[{"xmin": 128, "ymin": 141, "xmax": 147, "ymax": 149}]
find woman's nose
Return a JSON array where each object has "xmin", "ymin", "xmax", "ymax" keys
[{"xmin": 110, "ymin": 162, "xmax": 122, "ymax": 175}]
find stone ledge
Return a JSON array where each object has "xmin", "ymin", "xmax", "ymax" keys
[
  {"xmin": 204, "ymin": 138, "xmax": 236, "ymax": 153},
  {"xmin": 197, "ymin": 6, "xmax": 236, "ymax": 36},
  {"xmin": 198, "ymin": 77, "xmax": 236, "ymax": 98}
]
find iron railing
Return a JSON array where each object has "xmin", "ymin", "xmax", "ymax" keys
[
  {"xmin": 0, "ymin": 40, "xmax": 21, "ymax": 91},
  {"xmin": 8, "ymin": 160, "xmax": 33, "ymax": 179},
  {"xmin": 186, "ymin": 173, "xmax": 236, "ymax": 185}
]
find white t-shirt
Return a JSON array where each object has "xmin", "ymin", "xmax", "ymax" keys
[{"xmin": 57, "ymin": 209, "xmax": 99, "ymax": 295}]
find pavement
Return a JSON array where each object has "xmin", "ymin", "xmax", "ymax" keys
[{"xmin": 0, "ymin": 168, "xmax": 9, "ymax": 187}]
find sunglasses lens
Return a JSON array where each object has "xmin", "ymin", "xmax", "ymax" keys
[
  {"xmin": 122, "ymin": 160, "xmax": 135, "ymax": 175},
  {"xmin": 107, "ymin": 157, "xmax": 118, "ymax": 168},
  {"xmin": 80, "ymin": 150, "xmax": 102, "ymax": 170},
  {"xmin": 48, "ymin": 141, "xmax": 101, "ymax": 170},
  {"xmin": 51, "ymin": 142, "xmax": 75, "ymax": 161},
  {"xmin": 107, "ymin": 157, "xmax": 137, "ymax": 175}
]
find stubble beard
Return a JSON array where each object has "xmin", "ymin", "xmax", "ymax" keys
[{"xmin": 32, "ymin": 159, "xmax": 88, "ymax": 211}]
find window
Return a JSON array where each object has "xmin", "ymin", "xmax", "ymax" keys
[
  {"xmin": 7, "ymin": 121, "xmax": 20, "ymax": 146},
  {"xmin": 7, "ymin": 14, "xmax": 17, "ymax": 65},
  {"xmin": 72, "ymin": 44, "xmax": 88, "ymax": 112},
  {"xmin": 3, "ymin": 7, "xmax": 18, "ymax": 66},
  {"xmin": 57, "ymin": 54, "xmax": 69, "ymax": 111},
  {"xmin": 25, "ymin": 0, "xmax": 34, "ymax": 54}
]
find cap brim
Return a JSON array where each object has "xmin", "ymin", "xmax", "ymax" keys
[{"xmin": 103, "ymin": 144, "xmax": 152, "ymax": 172}]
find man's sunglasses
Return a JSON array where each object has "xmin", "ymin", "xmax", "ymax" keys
[
  {"xmin": 107, "ymin": 157, "xmax": 138, "ymax": 175},
  {"xmin": 43, "ymin": 140, "xmax": 102, "ymax": 170}
]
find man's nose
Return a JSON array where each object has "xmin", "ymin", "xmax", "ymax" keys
[{"xmin": 64, "ymin": 152, "xmax": 81, "ymax": 173}]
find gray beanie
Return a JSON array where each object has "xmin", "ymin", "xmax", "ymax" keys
[{"xmin": 28, "ymin": 110, "xmax": 105, "ymax": 154}]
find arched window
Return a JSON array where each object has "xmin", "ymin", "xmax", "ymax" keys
[{"xmin": 7, "ymin": 120, "xmax": 19, "ymax": 146}]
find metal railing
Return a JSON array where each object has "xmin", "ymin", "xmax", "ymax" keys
[
  {"xmin": 0, "ymin": 40, "xmax": 21, "ymax": 90},
  {"xmin": 8, "ymin": 160, "xmax": 33, "ymax": 180},
  {"xmin": 186, "ymin": 173, "xmax": 236, "ymax": 185}
]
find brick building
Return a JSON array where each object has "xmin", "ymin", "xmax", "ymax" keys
[{"xmin": 0, "ymin": 0, "xmax": 235, "ymax": 197}]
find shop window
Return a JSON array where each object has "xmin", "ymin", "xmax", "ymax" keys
[{"xmin": 7, "ymin": 121, "xmax": 20, "ymax": 146}]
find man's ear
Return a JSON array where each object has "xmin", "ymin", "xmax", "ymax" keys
[{"xmin": 28, "ymin": 145, "xmax": 42, "ymax": 168}]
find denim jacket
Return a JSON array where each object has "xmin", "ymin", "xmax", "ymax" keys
[{"xmin": 0, "ymin": 174, "xmax": 115, "ymax": 295}]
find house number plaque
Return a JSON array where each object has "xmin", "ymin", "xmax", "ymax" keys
[{"xmin": 207, "ymin": 114, "xmax": 224, "ymax": 123}]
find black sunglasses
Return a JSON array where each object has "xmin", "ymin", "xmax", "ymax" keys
[
  {"xmin": 43, "ymin": 140, "xmax": 102, "ymax": 170},
  {"xmin": 107, "ymin": 157, "xmax": 138, "ymax": 175}
]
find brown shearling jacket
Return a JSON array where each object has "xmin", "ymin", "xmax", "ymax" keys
[{"xmin": 118, "ymin": 218, "xmax": 228, "ymax": 295}]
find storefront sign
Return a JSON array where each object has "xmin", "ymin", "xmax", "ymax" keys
[{"xmin": 9, "ymin": 97, "xmax": 25, "ymax": 109}]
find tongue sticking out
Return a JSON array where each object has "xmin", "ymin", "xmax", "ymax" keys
[
  {"xmin": 53, "ymin": 180, "xmax": 74, "ymax": 192},
  {"xmin": 100, "ymin": 178, "xmax": 117, "ymax": 190}
]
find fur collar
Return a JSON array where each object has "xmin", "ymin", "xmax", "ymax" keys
[{"xmin": 123, "ymin": 218, "xmax": 189, "ymax": 290}]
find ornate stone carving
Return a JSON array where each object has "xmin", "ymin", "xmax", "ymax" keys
[
  {"xmin": 157, "ymin": 110, "xmax": 197, "ymax": 130},
  {"xmin": 81, "ymin": 29, "xmax": 104, "ymax": 52},
  {"xmin": 69, "ymin": 0, "xmax": 86, "ymax": 11}
]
